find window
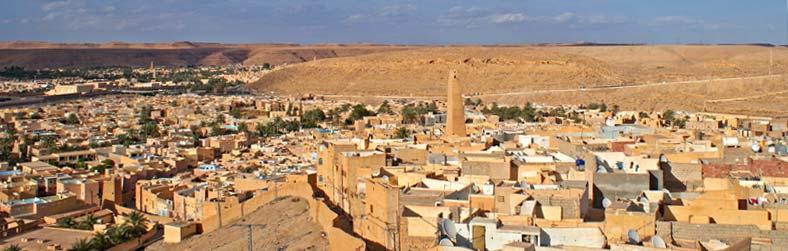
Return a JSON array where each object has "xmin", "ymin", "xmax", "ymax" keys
[{"xmin": 497, "ymin": 196, "xmax": 505, "ymax": 202}]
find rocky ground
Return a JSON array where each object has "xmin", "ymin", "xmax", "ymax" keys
[
  {"xmin": 147, "ymin": 196, "xmax": 328, "ymax": 251},
  {"xmin": 249, "ymin": 45, "xmax": 788, "ymax": 116}
]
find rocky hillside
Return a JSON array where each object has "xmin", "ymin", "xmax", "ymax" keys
[
  {"xmin": 0, "ymin": 41, "xmax": 408, "ymax": 68},
  {"xmin": 249, "ymin": 45, "xmax": 788, "ymax": 116}
]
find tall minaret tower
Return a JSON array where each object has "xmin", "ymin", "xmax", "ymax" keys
[
  {"xmin": 446, "ymin": 70, "xmax": 466, "ymax": 137},
  {"xmin": 150, "ymin": 61, "xmax": 156, "ymax": 79}
]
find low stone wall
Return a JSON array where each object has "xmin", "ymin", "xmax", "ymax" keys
[{"xmin": 656, "ymin": 221, "xmax": 788, "ymax": 251}]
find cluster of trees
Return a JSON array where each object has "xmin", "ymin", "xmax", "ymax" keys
[
  {"xmin": 377, "ymin": 101, "xmax": 394, "ymax": 115},
  {"xmin": 254, "ymin": 117, "xmax": 301, "ymax": 137},
  {"xmin": 464, "ymin": 98, "xmax": 483, "ymax": 106},
  {"xmin": 66, "ymin": 211, "xmax": 150, "ymax": 251},
  {"xmin": 580, "ymin": 103, "xmax": 608, "ymax": 112},
  {"xmin": 90, "ymin": 159, "xmax": 115, "ymax": 173},
  {"xmin": 482, "ymin": 103, "xmax": 537, "ymax": 122},
  {"xmin": 187, "ymin": 78, "xmax": 244, "ymax": 94},
  {"xmin": 395, "ymin": 127, "xmax": 411, "ymax": 139},
  {"xmin": 347, "ymin": 104, "xmax": 374, "ymax": 124},
  {"xmin": 301, "ymin": 109, "xmax": 327, "ymax": 128},
  {"xmin": 0, "ymin": 136, "xmax": 18, "ymax": 165},
  {"xmin": 0, "ymin": 66, "xmax": 98, "ymax": 80},
  {"xmin": 401, "ymin": 102, "xmax": 438, "ymax": 124},
  {"xmin": 661, "ymin": 110, "xmax": 688, "ymax": 129}
]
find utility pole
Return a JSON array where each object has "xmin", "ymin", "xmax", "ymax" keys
[
  {"xmin": 213, "ymin": 180, "xmax": 224, "ymax": 228},
  {"xmin": 232, "ymin": 223, "xmax": 267, "ymax": 251}
]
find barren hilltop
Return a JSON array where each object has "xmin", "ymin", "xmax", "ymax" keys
[
  {"xmin": 0, "ymin": 41, "xmax": 409, "ymax": 68},
  {"xmin": 249, "ymin": 45, "xmax": 788, "ymax": 116}
]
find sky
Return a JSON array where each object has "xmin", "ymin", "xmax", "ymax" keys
[{"xmin": 1, "ymin": 0, "xmax": 787, "ymax": 45}]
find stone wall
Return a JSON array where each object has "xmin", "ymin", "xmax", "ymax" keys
[
  {"xmin": 656, "ymin": 221, "xmax": 788, "ymax": 251},
  {"xmin": 593, "ymin": 173, "xmax": 650, "ymax": 208},
  {"xmin": 662, "ymin": 162, "xmax": 703, "ymax": 192}
]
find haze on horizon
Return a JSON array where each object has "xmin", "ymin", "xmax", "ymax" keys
[{"xmin": 1, "ymin": 0, "xmax": 787, "ymax": 45}]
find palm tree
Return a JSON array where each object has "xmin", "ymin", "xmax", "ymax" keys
[
  {"xmin": 77, "ymin": 215, "xmax": 99, "ymax": 230},
  {"xmin": 3, "ymin": 244, "xmax": 22, "ymax": 251},
  {"xmin": 58, "ymin": 217, "xmax": 77, "ymax": 228},
  {"xmin": 90, "ymin": 231, "xmax": 112, "ymax": 250},
  {"xmin": 105, "ymin": 226, "xmax": 127, "ymax": 245},
  {"xmin": 123, "ymin": 211, "xmax": 148, "ymax": 238},
  {"xmin": 68, "ymin": 238, "xmax": 91, "ymax": 251}
]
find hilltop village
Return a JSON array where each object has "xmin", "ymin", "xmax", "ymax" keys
[{"xmin": 0, "ymin": 70, "xmax": 786, "ymax": 251}]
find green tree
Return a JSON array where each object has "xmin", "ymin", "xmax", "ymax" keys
[
  {"xmin": 68, "ymin": 238, "xmax": 91, "ymax": 251},
  {"xmin": 138, "ymin": 105, "xmax": 153, "ymax": 124},
  {"xmin": 140, "ymin": 121, "xmax": 160, "ymax": 139},
  {"xmin": 74, "ymin": 158, "xmax": 88, "ymax": 170},
  {"xmin": 395, "ymin": 127, "xmax": 410, "ymax": 139},
  {"xmin": 662, "ymin": 110, "xmax": 675, "ymax": 126},
  {"xmin": 301, "ymin": 109, "xmax": 326, "ymax": 128},
  {"xmin": 123, "ymin": 211, "xmax": 149, "ymax": 238},
  {"xmin": 77, "ymin": 214, "xmax": 99, "ymax": 230},
  {"xmin": 377, "ymin": 100, "xmax": 393, "ymax": 115},
  {"xmin": 348, "ymin": 104, "xmax": 374, "ymax": 123},
  {"xmin": 229, "ymin": 107, "xmax": 242, "ymax": 119},
  {"xmin": 90, "ymin": 231, "xmax": 113, "ymax": 250},
  {"xmin": 237, "ymin": 123, "xmax": 248, "ymax": 133},
  {"xmin": 58, "ymin": 217, "xmax": 77, "ymax": 228}
]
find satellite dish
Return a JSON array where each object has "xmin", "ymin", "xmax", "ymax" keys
[
  {"xmin": 651, "ymin": 236, "xmax": 667, "ymax": 248},
  {"xmin": 659, "ymin": 154, "xmax": 668, "ymax": 163},
  {"xmin": 751, "ymin": 144, "xmax": 761, "ymax": 152},
  {"xmin": 602, "ymin": 197, "xmax": 613, "ymax": 209},
  {"xmin": 627, "ymin": 229, "xmax": 641, "ymax": 244},
  {"xmin": 438, "ymin": 237, "xmax": 454, "ymax": 247},
  {"xmin": 439, "ymin": 218, "xmax": 458, "ymax": 241}
]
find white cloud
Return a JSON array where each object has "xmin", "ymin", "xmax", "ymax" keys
[
  {"xmin": 489, "ymin": 13, "xmax": 531, "ymax": 24},
  {"xmin": 343, "ymin": 4, "xmax": 418, "ymax": 24}
]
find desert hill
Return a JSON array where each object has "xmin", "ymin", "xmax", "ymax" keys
[
  {"xmin": 0, "ymin": 41, "xmax": 409, "ymax": 68},
  {"xmin": 249, "ymin": 45, "xmax": 788, "ymax": 116}
]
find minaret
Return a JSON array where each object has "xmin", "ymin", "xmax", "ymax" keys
[
  {"xmin": 446, "ymin": 70, "xmax": 466, "ymax": 137},
  {"xmin": 150, "ymin": 61, "xmax": 156, "ymax": 79}
]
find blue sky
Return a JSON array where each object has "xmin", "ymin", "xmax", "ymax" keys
[{"xmin": 1, "ymin": 0, "xmax": 786, "ymax": 44}]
